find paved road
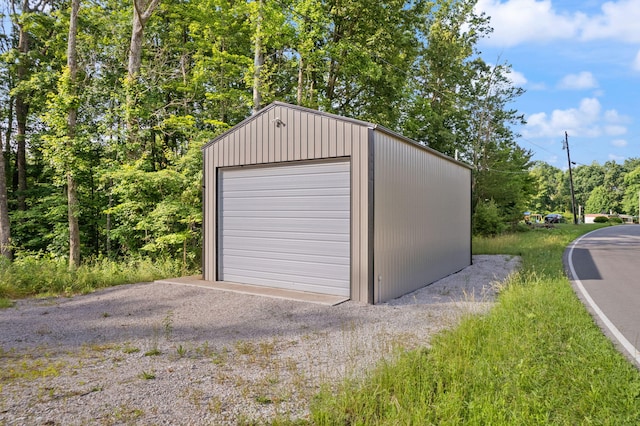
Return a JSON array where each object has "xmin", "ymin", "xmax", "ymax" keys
[{"xmin": 565, "ymin": 225, "xmax": 640, "ymax": 367}]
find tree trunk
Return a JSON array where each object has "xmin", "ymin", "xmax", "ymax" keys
[
  {"xmin": 296, "ymin": 56, "xmax": 303, "ymax": 105},
  {"xmin": 4, "ymin": 98, "xmax": 13, "ymax": 196},
  {"xmin": 15, "ymin": 0, "xmax": 30, "ymax": 211},
  {"xmin": 252, "ymin": 0, "xmax": 264, "ymax": 115},
  {"xmin": 67, "ymin": 0, "xmax": 81, "ymax": 268},
  {"xmin": 126, "ymin": 0, "xmax": 161, "ymax": 148},
  {"xmin": 0, "ymin": 132, "xmax": 12, "ymax": 261},
  {"xmin": 67, "ymin": 173, "xmax": 81, "ymax": 267}
]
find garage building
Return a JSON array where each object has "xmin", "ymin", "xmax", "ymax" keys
[{"xmin": 202, "ymin": 102, "xmax": 471, "ymax": 304}]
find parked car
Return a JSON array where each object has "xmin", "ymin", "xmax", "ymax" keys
[{"xmin": 544, "ymin": 214, "xmax": 564, "ymax": 223}]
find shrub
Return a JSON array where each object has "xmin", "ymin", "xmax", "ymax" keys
[
  {"xmin": 608, "ymin": 216, "xmax": 623, "ymax": 224},
  {"xmin": 593, "ymin": 216, "xmax": 609, "ymax": 223},
  {"xmin": 473, "ymin": 199, "xmax": 505, "ymax": 237}
]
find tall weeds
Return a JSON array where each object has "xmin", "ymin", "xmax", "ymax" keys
[
  {"xmin": 0, "ymin": 256, "xmax": 191, "ymax": 300},
  {"xmin": 310, "ymin": 224, "xmax": 640, "ymax": 424}
]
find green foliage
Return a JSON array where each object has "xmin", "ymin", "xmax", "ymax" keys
[
  {"xmin": 529, "ymin": 161, "xmax": 565, "ymax": 213},
  {"xmin": 311, "ymin": 225, "xmax": 640, "ymax": 424},
  {"xmin": 593, "ymin": 216, "xmax": 609, "ymax": 223},
  {"xmin": 609, "ymin": 216, "xmax": 623, "ymax": 224},
  {"xmin": 0, "ymin": 298, "xmax": 14, "ymax": 308},
  {"xmin": 622, "ymin": 167, "xmax": 640, "ymax": 216},
  {"xmin": 0, "ymin": 256, "xmax": 188, "ymax": 299},
  {"xmin": 585, "ymin": 185, "xmax": 612, "ymax": 214},
  {"xmin": 528, "ymin": 159, "xmax": 640, "ymax": 218},
  {"xmin": 472, "ymin": 199, "xmax": 505, "ymax": 236},
  {"xmin": 10, "ymin": 0, "xmax": 636, "ymax": 279},
  {"xmin": 105, "ymin": 137, "xmax": 204, "ymax": 261}
]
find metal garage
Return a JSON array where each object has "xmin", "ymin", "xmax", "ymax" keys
[{"xmin": 202, "ymin": 101, "xmax": 472, "ymax": 304}]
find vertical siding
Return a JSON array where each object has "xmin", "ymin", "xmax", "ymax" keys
[
  {"xmin": 373, "ymin": 132, "xmax": 471, "ymax": 303},
  {"xmin": 202, "ymin": 147, "xmax": 217, "ymax": 281},
  {"xmin": 202, "ymin": 104, "xmax": 371, "ymax": 302}
]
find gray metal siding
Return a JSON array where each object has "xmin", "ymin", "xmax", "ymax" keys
[
  {"xmin": 373, "ymin": 132, "xmax": 471, "ymax": 303},
  {"xmin": 202, "ymin": 103, "xmax": 371, "ymax": 302}
]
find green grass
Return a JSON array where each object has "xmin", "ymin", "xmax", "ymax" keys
[
  {"xmin": 0, "ymin": 256, "xmax": 190, "ymax": 302},
  {"xmin": 309, "ymin": 224, "xmax": 640, "ymax": 424}
]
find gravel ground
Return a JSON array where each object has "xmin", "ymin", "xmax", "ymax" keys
[{"xmin": 0, "ymin": 255, "xmax": 520, "ymax": 425}]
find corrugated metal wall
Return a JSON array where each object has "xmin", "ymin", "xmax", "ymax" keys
[
  {"xmin": 373, "ymin": 132, "xmax": 471, "ymax": 303},
  {"xmin": 202, "ymin": 103, "xmax": 372, "ymax": 302}
]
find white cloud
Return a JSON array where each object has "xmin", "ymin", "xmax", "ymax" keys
[
  {"xmin": 604, "ymin": 109, "xmax": 630, "ymax": 123},
  {"xmin": 476, "ymin": 0, "xmax": 582, "ymax": 47},
  {"xmin": 547, "ymin": 155, "xmax": 559, "ymax": 164},
  {"xmin": 528, "ymin": 82, "xmax": 548, "ymax": 90},
  {"xmin": 633, "ymin": 50, "xmax": 640, "ymax": 71},
  {"xmin": 581, "ymin": 0, "xmax": 640, "ymax": 43},
  {"xmin": 557, "ymin": 72, "xmax": 598, "ymax": 90},
  {"xmin": 476, "ymin": 0, "xmax": 640, "ymax": 46},
  {"xmin": 506, "ymin": 68, "xmax": 527, "ymax": 86},
  {"xmin": 524, "ymin": 97, "xmax": 605, "ymax": 138},
  {"xmin": 605, "ymin": 125, "xmax": 627, "ymax": 136},
  {"xmin": 611, "ymin": 139, "xmax": 628, "ymax": 147},
  {"xmin": 608, "ymin": 153, "xmax": 626, "ymax": 162}
]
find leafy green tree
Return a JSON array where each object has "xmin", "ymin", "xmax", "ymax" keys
[
  {"xmin": 315, "ymin": 0, "xmax": 428, "ymax": 127},
  {"xmin": 622, "ymin": 167, "xmax": 640, "ymax": 216},
  {"xmin": 602, "ymin": 160, "xmax": 624, "ymax": 213},
  {"xmin": 40, "ymin": 0, "xmax": 83, "ymax": 267},
  {"xmin": 585, "ymin": 186, "xmax": 612, "ymax": 214},
  {"xmin": 460, "ymin": 59, "xmax": 531, "ymax": 224},
  {"xmin": 529, "ymin": 161, "xmax": 563, "ymax": 213},
  {"xmin": 125, "ymin": 0, "xmax": 161, "ymax": 153},
  {"xmin": 403, "ymin": 0, "xmax": 490, "ymax": 156},
  {"xmin": 623, "ymin": 158, "xmax": 640, "ymax": 173},
  {"xmin": 571, "ymin": 162, "xmax": 605, "ymax": 212}
]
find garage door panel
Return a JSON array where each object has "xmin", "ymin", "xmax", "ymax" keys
[
  {"xmin": 219, "ymin": 161, "xmax": 350, "ymax": 296},
  {"xmin": 223, "ymin": 217, "xmax": 349, "ymax": 234},
  {"xmin": 223, "ymin": 187, "xmax": 350, "ymax": 199},
  {"xmin": 224, "ymin": 175, "xmax": 349, "ymax": 192},
  {"xmin": 222, "ymin": 269, "xmax": 349, "ymax": 295},
  {"xmin": 222, "ymin": 210, "xmax": 349, "ymax": 219},
  {"xmin": 224, "ymin": 162, "xmax": 349, "ymax": 178},
  {"xmin": 223, "ymin": 248, "xmax": 349, "ymax": 266},
  {"xmin": 223, "ymin": 195, "xmax": 350, "ymax": 211},
  {"xmin": 224, "ymin": 229, "xmax": 349, "ymax": 242},
  {"xmin": 223, "ymin": 256, "xmax": 349, "ymax": 280},
  {"xmin": 222, "ymin": 238, "xmax": 349, "ymax": 257}
]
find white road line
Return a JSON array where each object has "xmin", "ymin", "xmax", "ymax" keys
[{"xmin": 567, "ymin": 230, "xmax": 640, "ymax": 366}]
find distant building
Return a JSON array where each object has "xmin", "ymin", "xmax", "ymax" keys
[
  {"xmin": 584, "ymin": 214, "xmax": 608, "ymax": 224},
  {"xmin": 585, "ymin": 213, "xmax": 635, "ymax": 224}
]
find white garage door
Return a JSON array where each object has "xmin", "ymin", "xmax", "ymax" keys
[{"xmin": 218, "ymin": 161, "xmax": 351, "ymax": 296}]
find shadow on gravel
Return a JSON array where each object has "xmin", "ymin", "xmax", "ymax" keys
[{"xmin": 0, "ymin": 283, "xmax": 365, "ymax": 353}]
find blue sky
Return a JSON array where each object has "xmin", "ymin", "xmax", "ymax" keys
[{"xmin": 474, "ymin": 0, "xmax": 640, "ymax": 168}]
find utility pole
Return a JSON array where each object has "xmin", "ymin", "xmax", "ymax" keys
[{"xmin": 564, "ymin": 131, "xmax": 578, "ymax": 225}]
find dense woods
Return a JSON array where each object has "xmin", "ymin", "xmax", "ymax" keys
[{"xmin": 0, "ymin": 0, "xmax": 637, "ymax": 266}]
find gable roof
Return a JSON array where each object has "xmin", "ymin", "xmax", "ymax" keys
[{"xmin": 202, "ymin": 101, "xmax": 471, "ymax": 169}]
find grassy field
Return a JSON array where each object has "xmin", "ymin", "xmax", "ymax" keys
[{"xmin": 308, "ymin": 224, "xmax": 640, "ymax": 425}]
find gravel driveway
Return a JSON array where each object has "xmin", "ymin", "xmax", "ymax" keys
[{"xmin": 0, "ymin": 255, "xmax": 519, "ymax": 425}]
